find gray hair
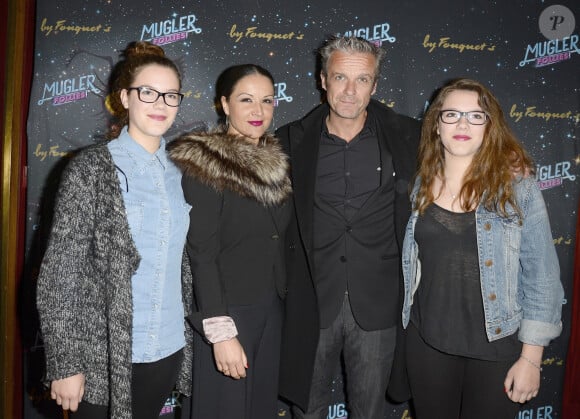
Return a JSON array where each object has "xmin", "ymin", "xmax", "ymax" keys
[{"xmin": 319, "ymin": 36, "xmax": 386, "ymax": 79}]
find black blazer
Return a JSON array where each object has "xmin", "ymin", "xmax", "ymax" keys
[
  {"xmin": 276, "ymin": 99, "xmax": 420, "ymax": 410},
  {"xmin": 168, "ymin": 131, "xmax": 292, "ymax": 333},
  {"xmin": 182, "ymin": 178, "xmax": 291, "ymax": 329}
]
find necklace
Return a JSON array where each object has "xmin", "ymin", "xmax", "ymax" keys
[{"xmin": 444, "ymin": 183, "xmax": 460, "ymax": 200}]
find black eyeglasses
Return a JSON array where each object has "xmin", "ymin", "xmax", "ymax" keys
[
  {"xmin": 439, "ymin": 110, "xmax": 488, "ymax": 125},
  {"xmin": 127, "ymin": 86, "xmax": 184, "ymax": 107}
]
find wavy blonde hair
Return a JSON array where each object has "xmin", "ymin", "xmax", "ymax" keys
[{"xmin": 415, "ymin": 78, "xmax": 533, "ymax": 217}]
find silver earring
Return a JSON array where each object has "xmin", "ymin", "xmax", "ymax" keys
[{"xmin": 269, "ymin": 115, "xmax": 276, "ymax": 132}]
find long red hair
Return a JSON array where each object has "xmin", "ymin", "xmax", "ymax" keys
[{"xmin": 414, "ymin": 78, "xmax": 534, "ymax": 217}]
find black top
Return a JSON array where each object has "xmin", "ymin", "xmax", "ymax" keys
[
  {"xmin": 316, "ymin": 121, "xmax": 381, "ymax": 220},
  {"xmin": 412, "ymin": 203, "xmax": 520, "ymax": 361}
]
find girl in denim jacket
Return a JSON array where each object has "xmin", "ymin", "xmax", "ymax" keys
[{"xmin": 401, "ymin": 78, "xmax": 564, "ymax": 419}]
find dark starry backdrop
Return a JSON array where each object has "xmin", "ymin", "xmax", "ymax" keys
[{"xmin": 24, "ymin": 1, "xmax": 579, "ymax": 418}]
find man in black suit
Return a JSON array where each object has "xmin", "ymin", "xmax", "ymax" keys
[{"xmin": 276, "ymin": 36, "xmax": 420, "ymax": 418}]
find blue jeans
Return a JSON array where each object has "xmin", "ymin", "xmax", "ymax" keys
[{"xmin": 293, "ymin": 293, "xmax": 396, "ymax": 419}]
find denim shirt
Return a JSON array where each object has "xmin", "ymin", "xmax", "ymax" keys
[
  {"xmin": 402, "ymin": 176, "xmax": 564, "ymax": 346},
  {"xmin": 108, "ymin": 127, "xmax": 191, "ymax": 362}
]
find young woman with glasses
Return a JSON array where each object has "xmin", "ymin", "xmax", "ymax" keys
[
  {"xmin": 36, "ymin": 41, "xmax": 193, "ymax": 419},
  {"xmin": 400, "ymin": 78, "xmax": 564, "ymax": 418}
]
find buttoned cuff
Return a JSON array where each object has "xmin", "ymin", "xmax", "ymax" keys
[{"xmin": 202, "ymin": 316, "xmax": 238, "ymax": 343}]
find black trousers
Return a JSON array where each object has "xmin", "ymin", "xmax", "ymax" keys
[
  {"xmin": 190, "ymin": 292, "xmax": 283, "ymax": 419},
  {"xmin": 70, "ymin": 348, "xmax": 183, "ymax": 419},
  {"xmin": 406, "ymin": 323, "xmax": 521, "ymax": 419}
]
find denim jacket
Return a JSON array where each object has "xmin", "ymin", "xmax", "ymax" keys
[{"xmin": 402, "ymin": 176, "xmax": 563, "ymax": 346}]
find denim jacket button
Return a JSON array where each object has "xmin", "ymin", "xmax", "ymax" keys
[
  {"xmin": 495, "ymin": 327, "xmax": 502, "ymax": 334},
  {"xmin": 484, "ymin": 222, "xmax": 491, "ymax": 231},
  {"xmin": 488, "ymin": 293, "xmax": 497, "ymax": 301},
  {"xmin": 485, "ymin": 259, "xmax": 493, "ymax": 267}
]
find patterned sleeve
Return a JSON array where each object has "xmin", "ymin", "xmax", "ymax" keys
[{"xmin": 36, "ymin": 152, "xmax": 98, "ymax": 382}]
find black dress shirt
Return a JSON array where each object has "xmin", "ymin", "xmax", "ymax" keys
[{"xmin": 315, "ymin": 121, "xmax": 381, "ymax": 220}]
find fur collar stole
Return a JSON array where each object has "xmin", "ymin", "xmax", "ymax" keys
[{"xmin": 168, "ymin": 131, "xmax": 291, "ymax": 206}]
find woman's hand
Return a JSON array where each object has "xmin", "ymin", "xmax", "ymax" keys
[
  {"xmin": 504, "ymin": 344, "xmax": 543, "ymax": 403},
  {"xmin": 213, "ymin": 337, "xmax": 248, "ymax": 379},
  {"xmin": 51, "ymin": 373, "xmax": 85, "ymax": 411}
]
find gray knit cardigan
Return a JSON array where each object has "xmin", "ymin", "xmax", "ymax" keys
[{"xmin": 36, "ymin": 143, "xmax": 193, "ymax": 419}]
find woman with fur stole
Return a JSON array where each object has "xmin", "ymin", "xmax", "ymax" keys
[{"xmin": 169, "ymin": 64, "xmax": 291, "ymax": 419}]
